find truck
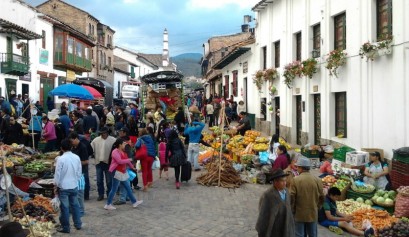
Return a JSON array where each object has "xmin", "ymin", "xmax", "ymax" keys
[{"xmin": 140, "ymin": 71, "xmax": 184, "ymax": 120}]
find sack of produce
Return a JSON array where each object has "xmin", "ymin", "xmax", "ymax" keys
[
  {"xmin": 395, "ymin": 187, "xmax": 409, "ymax": 217},
  {"xmin": 252, "ymin": 156, "xmax": 261, "ymax": 168},
  {"xmin": 261, "ymin": 164, "xmax": 273, "ymax": 174},
  {"xmin": 256, "ymin": 172, "xmax": 266, "ymax": 184}
]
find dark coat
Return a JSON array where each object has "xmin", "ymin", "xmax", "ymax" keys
[
  {"xmin": 255, "ymin": 186, "xmax": 295, "ymax": 237},
  {"xmin": 3, "ymin": 122, "xmax": 23, "ymax": 145}
]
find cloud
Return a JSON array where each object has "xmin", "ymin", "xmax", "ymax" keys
[{"xmin": 187, "ymin": 0, "xmax": 259, "ymax": 10}]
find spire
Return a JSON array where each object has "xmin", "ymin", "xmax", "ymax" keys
[{"xmin": 162, "ymin": 28, "xmax": 169, "ymax": 67}]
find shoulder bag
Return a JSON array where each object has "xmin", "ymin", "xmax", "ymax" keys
[{"xmin": 135, "ymin": 139, "xmax": 148, "ymax": 160}]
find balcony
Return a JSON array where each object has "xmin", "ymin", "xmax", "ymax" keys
[
  {"xmin": 54, "ymin": 52, "xmax": 92, "ymax": 72},
  {"xmin": 0, "ymin": 53, "xmax": 29, "ymax": 76}
]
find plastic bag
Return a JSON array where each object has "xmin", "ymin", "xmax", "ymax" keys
[
  {"xmin": 394, "ymin": 147, "xmax": 409, "ymax": 156},
  {"xmin": 256, "ymin": 172, "xmax": 266, "ymax": 184},
  {"xmin": 127, "ymin": 168, "xmax": 137, "ymax": 181},
  {"xmin": 136, "ymin": 160, "xmax": 141, "ymax": 171},
  {"xmin": 261, "ymin": 164, "xmax": 273, "ymax": 174},
  {"xmin": 51, "ymin": 197, "xmax": 60, "ymax": 212},
  {"xmin": 152, "ymin": 157, "xmax": 160, "ymax": 170},
  {"xmin": 259, "ymin": 152, "xmax": 269, "ymax": 165}
]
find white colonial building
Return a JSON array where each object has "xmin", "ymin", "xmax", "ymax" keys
[
  {"xmin": 248, "ymin": 0, "xmax": 409, "ymax": 158},
  {"xmin": 207, "ymin": 0, "xmax": 408, "ymax": 158}
]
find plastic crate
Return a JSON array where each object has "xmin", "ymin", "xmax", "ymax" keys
[
  {"xmin": 301, "ymin": 148, "xmax": 320, "ymax": 158},
  {"xmin": 390, "ymin": 170, "xmax": 409, "ymax": 189},
  {"xmin": 27, "ymin": 187, "xmax": 54, "ymax": 198},
  {"xmin": 392, "ymin": 159, "xmax": 409, "ymax": 174},
  {"xmin": 393, "ymin": 151, "xmax": 409, "ymax": 164},
  {"xmin": 346, "ymin": 189, "xmax": 375, "ymax": 201},
  {"xmin": 334, "ymin": 146, "xmax": 355, "ymax": 162},
  {"xmin": 12, "ymin": 176, "xmax": 35, "ymax": 192}
]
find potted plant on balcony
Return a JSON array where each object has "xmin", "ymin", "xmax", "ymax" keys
[
  {"xmin": 359, "ymin": 42, "xmax": 378, "ymax": 61},
  {"xmin": 377, "ymin": 34, "xmax": 393, "ymax": 56},
  {"xmin": 283, "ymin": 61, "xmax": 302, "ymax": 88},
  {"xmin": 325, "ymin": 49, "xmax": 347, "ymax": 77},
  {"xmin": 301, "ymin": 58, "xmax": 318, "ymax": 79},
  {"xmin": 269, "ymin": 85, "xmax": 277, "ymax": 96},
  {"xmin": 253, "ymin": 70, "xmax": 264, "ymax": 91},
  {"xmin": 264, "ymin": 68, "xmax": 279, "ymax": 82}
]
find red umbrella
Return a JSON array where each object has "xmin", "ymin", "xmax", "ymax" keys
[{"xmin": 81, "ymin": 85, "xmax": 103, "ymax": 98}]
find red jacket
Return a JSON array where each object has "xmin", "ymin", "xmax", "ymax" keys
[{"xmin": 273, "ymin": 154, "xmax": 289, "ymax": 170}]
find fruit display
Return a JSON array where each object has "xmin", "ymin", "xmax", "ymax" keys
[
  {"xmin": 352, "ymin": 208, "xmax": 399, "ymax": 233},
  {"xmin": 7, "ymin": 155, "xmax": 27, "ymax": 165},
  {"xmin": 211, "ymin": 142, "xmax": 221, "ymax": 149},
  {"xmin": 252, "ymin": 143, "xmax": 269, "ymax": 152},
  {"xmin": 244, "ymin": 130, "xmax": 261, "ymax": 138},
  {"xmin": 255, "ymin": 137, "xmax": 269, "ymax": 143},
  {"xmin": 0, "ymin": 144, "xmax": 14, "ymax": 154},
  {"xmin": 202, "ymin": 134, "xmax": 214, "ymax": 143},
  {"xmin": 322, "ymin": 176, "xmax": 337, "ymax": 186},
  {"xmin": 378, "ymin": 219, "xmax": 409, "ymax": 237},
  {"xmin": 332, "ymin": 179, "xmax": 350, "ymax": 191},
  {"xmin": 0, "ymin": 159, "xmax": 14, "ymax": 168},
  {"xmin": 209, "ymin": 126, "xmax": 222, "ymax": 134},
  {"xmin": 241, "ymin": 154, "xmax": 255, "ymax": 165},
  {"xmin": 337, "ymin": 199, "xmax": 371, "ymax": 215},
  {"xmin": 371, "ymin": 190, "xmax": 396, "ymax": 206}
]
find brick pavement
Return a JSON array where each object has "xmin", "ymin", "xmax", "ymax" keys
[{"xmin": 53, "ymin": 163, "xmax": 349, "ymax": 237}]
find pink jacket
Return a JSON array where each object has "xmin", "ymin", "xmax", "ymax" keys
[
  {"xmin": 42, "ymin": 121, "xmax": 57, "ymax": 141},
  {"xmin": 109, "ymin": 148, "xmax": 134, "ymax": 173}
]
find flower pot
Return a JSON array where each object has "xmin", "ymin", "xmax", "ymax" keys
[
  {"xmin": 378, "ymin": 47, "xmax": 392, "ymax": 56},
  {"xmin": 365, "ymin": 50, "xmax": 378, "ymax": 60}
]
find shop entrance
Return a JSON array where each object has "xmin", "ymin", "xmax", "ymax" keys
[
  {"xmin": 40, "ymin": 78, "xmax": 54, "ymax": 112},
  {"xmin": 5, "ymin": 78, "xmax": 17, "ymax": 100}
]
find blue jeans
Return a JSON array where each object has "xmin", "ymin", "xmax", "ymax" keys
[
  {"xmin": 59, "ymin": 188, "xmax": 82, "ymax": 232},
  {"xmin": 187, "ymin": 143, "xmax": 200, "ymax": 169},
  {"xmin": 119, "ymin": 183, "xmax": 130, "ymax": 202},
  {"xmin": 96, "ymin": 162, "xmax": 111, "ymax": 197},
  {"xmin": 77, "ymin": 189, "xmax": 84, "ymax": 217},
  {"xmin": 295, "ymin": 221, "xmax": 317, "ymax": 237},
  {"xmin": 107, "ymin": 171, "xmax": 137, "ymax": 205}
]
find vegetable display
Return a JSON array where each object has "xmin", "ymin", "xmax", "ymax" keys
[
  {"xmin": 351, "ymin": 209, "xmax": 398, "ymax": 232},
  {"xmin": 24, "ymin": 161, "xmax": 46, "ymax": 172},
  {"xmin": 378, "ymin": 219, "xmax": 409, "ymax": 237},
  {"xmin": 337, "ymin": 199, "xmax": 371, "ymax": 215}
]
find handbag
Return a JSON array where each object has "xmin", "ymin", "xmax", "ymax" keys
[
  {"xmin": 135, "ymin": 141, "xmax": 148, "ymax": 160},
  {"xmin": 114, "ymin": 170, "xmax": 129, "ymax": 181}
]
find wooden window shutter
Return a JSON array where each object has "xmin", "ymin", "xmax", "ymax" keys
[
  {"xmin": 130, "ymin": 66, "xmax": 135, "ymax": 78},
  {"xmin": 232, "ymin": 71, "xmax": 238, "ymax": 97},
  {"xmin": 224, "ymin": 75, "xmax": 229, "ymax": 99}
]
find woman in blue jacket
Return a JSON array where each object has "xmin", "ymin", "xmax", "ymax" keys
[{"xmin": 135, "ymin": 128, "xmax": 156, "ymax": 191}]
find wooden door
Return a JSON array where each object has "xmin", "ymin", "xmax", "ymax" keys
[
  {"xmin": 296, "ymin": 96, "xmax": 302, "ymax": 145},
  {"xmin": 40, "ymin": 78, "xmax": 54, "ymax": 112},
  {"xmin": 314, "ymin": 94, "xmax": 321, "ymax": 144}
]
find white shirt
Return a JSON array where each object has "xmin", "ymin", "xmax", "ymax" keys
[
  {"xmin": 91, "ymin": 135, "xmax": 116, "ymax": 164},
  {"xmin": 206, "ymin": 104, "xmax": 214, "ymax": 115},
  {"xmin": 54, "ymin": 151, "xmax": 82, "ymax": 190}
]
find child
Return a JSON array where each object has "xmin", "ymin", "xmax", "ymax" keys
[
  {"xmin": 158, "ymin": 140, "xmax": 169, "ymax": 180},
  {"xmin": 319, "ymin": 187, "xmax": 374, "ymax": 237}
]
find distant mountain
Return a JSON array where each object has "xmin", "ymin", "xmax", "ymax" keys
[{"xmin": 171, "ymin": 53, "xmax": 202, "ymax": 78}]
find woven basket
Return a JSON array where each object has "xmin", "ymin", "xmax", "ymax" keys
[
  {"xmin": 373, "ymin": 199, "xmax": 395, "ymax": 207},
  {"xmin": 351, "ymin": 185, "xmax": 376, "ymax": 194}
]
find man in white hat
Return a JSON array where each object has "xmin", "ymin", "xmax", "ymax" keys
[{"xmin": 290, "ymin": 156, "xmax": 324, "ymax": 237}]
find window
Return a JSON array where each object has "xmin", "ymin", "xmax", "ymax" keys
[
  {"xmin": 91, "ymin": 49, "xmax": 94, "ymax": 60},
  {"xmin": 91, "ymin": 25, "xmax": 94, "ymax": 35},
  {"xmin": 42, "ymin": 30, "xmax": 46, "ymax": 49},
  {"xmin": 334, "ymin": 13, "xmax": 346, "ymax": 50},
  {"xmin": 232, "ymin": 70, "xmax": 238, "ymax": 97},
  {"xmin": 88, "ymin": 23, "xmax": 91, "ymax": 35},
  {"xmin": 76, "ymin": 42, "xmax": 82, "ymax": 57},
  {"xmin": 224, "ymin": 75, "xmax": 229, "ymax": 99},
  {"xmin": 377, "ymin": 0, "xmax": 392, "ymax": 39},
  {"xmin": 335, "ymin": 92, "xmax": 347, "ymax": 138},
  {"xmin": 99, "ymin": 51, "xmax": 103, "ymax": 65},
  {"xmin": 295, "ymin": 32, "xmax": 302, "ymax": 61},
  {"xmin": 274, "ymin": 41, "xmax": 280, "ymax": 68},
  {"xmin": 108, "ymin": 56, "xmax": 111, "ymax": 67},
  {"xmin": 261, "ymin": 46, "xmax": 267, "ymax": 70},
  {"xmin": 67, "ymin": 37, "xmax": 74, "ymax": 54},
  {"xmin": 312, "ymin": 24, "xmax": 320, "ymax": 58}
]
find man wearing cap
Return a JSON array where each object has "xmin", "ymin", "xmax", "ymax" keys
[
  {"xmin": 290, "ymin": 157, "xmax": 324, "ymax": 237},
  {"xmin": 91, "ymin": 127, "xmax": 116, "ymax": 201},
  {"xmin": 256, "ymin": 169, "xmax": 295, "ymax": 237}
]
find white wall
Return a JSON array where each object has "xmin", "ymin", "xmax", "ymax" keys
[
  {"xmin": 113, "ymin": 47, "xmax": 158, "ymax": 78},
  {"xmin": 113, "ymin": 71, "xmax": 128, "ymax": 98},
  {"xmin": 250, "ymin": 0, "xmax": 409, "ymax": 158}
]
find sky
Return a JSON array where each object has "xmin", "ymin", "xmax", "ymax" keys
[{"xmin": 25, "ymin": 0, "xmax": 259, "ymax": 56}]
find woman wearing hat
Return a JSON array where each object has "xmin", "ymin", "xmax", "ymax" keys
[
  {"xmin": 256, "ymin": 169, "xmax": 295, "ymax": 237},
  {"xmin": 363, "ymin": 151, "xmax": 390, "ymax": 190},
  {"xmin": 0, "ymin": 222, "xmax": 30, "ymax": 237}
]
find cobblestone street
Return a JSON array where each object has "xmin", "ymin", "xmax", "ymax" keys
[{"xmin": 53, "ymin": 164, "xmax": 345, "ymax": 237}]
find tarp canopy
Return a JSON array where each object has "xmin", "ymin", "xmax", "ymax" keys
[
  {"xmin": 141, "ymin": 71, "xmax": 184, "ymax": 84},
  {"xmin": 82, "ymin": 85, "xmax": 103, "ymax": 98}
]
